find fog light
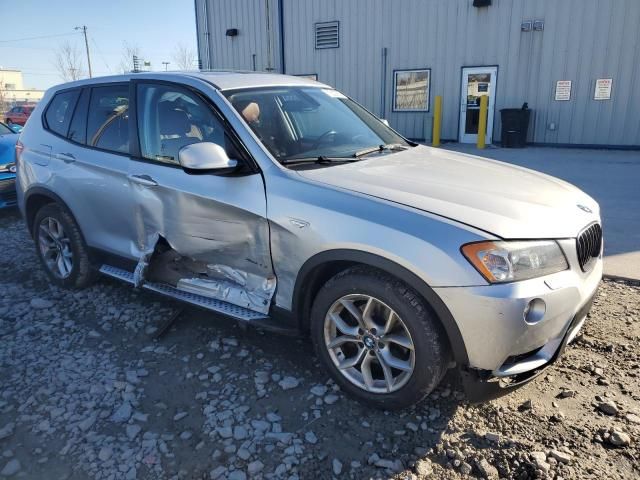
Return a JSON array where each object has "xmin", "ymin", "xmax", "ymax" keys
[{"xmin": 524, "ymin": 298, "xmax": 546, "ymax": 324}]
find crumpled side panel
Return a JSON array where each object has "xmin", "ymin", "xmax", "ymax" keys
[{"xmin": 129, "ymin": 181, "xmax": 275, "ymax": 314}]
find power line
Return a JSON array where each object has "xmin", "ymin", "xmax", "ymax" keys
[
  {"xmin": 0, "ymin": 32, "xmax": 81, "ymax": 43},
  {"xmin": 90, "ymin": 36, "xmax": 113, "ymax": 74}
]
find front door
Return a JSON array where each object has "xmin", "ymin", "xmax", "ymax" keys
[
  {"xmin": 128, "ymin": 80, "xmax": 275, "ymax": 313},
  {"xmin": 459, "ymin": 66, "xmax": 498, "ymax": 144}
]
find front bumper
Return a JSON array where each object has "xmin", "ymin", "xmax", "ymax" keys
[
  {"xmin": 0, "ymin": 174, "xmax": 17, "ymax": 208},
  {"xmin": 459, "ymin": 289, "xmax": 596, "ymax": 402},
  {"xmin": 434, "ymin": 238, "xmax": 602, "ymax": 401}
]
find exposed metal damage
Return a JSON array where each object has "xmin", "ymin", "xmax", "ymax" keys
[
  {"xmin": 129, "ymin": 188, "xmax": 276, "ymax": 315},
  {"xmin": 132, "ymin": 237, "xmax": 276, "ymax": 314}
]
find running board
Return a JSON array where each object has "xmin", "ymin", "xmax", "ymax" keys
[{"xmin": 99, "ymin": 265, "xmax": 268, "ymax": 321}]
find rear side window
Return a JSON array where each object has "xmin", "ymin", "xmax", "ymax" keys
[
  {"xmin": 86, "ymin": 85, "xmax": 129, "ymax": 154},
  {"xmin": 45, "ymin": 90, "xmax": 80, "ymax": 136},
  {"xmin": 67, "ymin": 88, "xmax": 90, "ymax": 144}
]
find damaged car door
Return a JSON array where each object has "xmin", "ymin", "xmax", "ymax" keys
[{"xmin": 127, "ymin": 81, "xmax": 275, "ymax": 314}]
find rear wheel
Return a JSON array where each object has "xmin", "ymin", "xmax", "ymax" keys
[
  {"xmin": 33, "ymin": 203, "xmax": 95, "ymax": 289},
  {"xmin": 310, "ymin": 266, "xmax": 449, "ymax": 409}
]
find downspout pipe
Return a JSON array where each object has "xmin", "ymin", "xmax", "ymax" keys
[
  {"xmin": 380, "ymin": 47, "xmax": 388, "ymax": 118},
  {"xmin": 278, "ymin": 0, "xmax": 286, "ymax": 73},
  {"xmin": 194, "ymin": 0, "xmax": 202, "ymax": 69}
]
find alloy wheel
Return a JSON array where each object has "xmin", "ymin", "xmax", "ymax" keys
[
  {"xmin": 38, "ymin": 217, "xmax": 73, "ymax": 279},
  {"xmin": 323, "ymin": 294, "xmax": 415, "ymax": 393}
]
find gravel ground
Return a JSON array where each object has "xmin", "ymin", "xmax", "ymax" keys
[{"xmin": 0, "ymin": 207, "xmax": 638, "ymax": 480}]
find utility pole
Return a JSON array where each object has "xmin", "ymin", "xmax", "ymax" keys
[
  {"xmin": 75, "ymin": 26, "xmax": 92, "ymax": 78},
  {"xmin": 162, "ymin": 61, "xmax": 170, "ymax": 71}
]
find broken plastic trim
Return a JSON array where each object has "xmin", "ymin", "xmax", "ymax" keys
[{"xmin": 132, "ymin": 236, "xmax": 276, "ymax": 315}]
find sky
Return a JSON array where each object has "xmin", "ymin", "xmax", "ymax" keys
[{"xmin": 0, "ymin": 0, "xmax": 197, "ymax": 90}]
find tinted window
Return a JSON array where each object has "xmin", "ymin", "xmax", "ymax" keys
[
  {"xmin": 86, "ymin": 85, "xmax": 129, "ymax": 154},
  {"xmin": 68, "ymin": 88, "xmax": 90, "ymax": 144},
  {"xmin": 137, "ymin": 83, "xmax": 229, "ymax": 165},
  {"xmin": 45, "ymin": 90, "xmax": 79, "ymax": 136},
  {"xmin": 225, "ymin": 87, "xmax": 407, "ymax": 162}
]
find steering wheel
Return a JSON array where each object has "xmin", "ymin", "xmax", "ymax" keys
[{"xmin": 310, "ymin": 130, "xmax": 338, "ymax": 150}]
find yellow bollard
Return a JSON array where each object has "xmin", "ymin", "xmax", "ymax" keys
[
  {"xmin": 477, "ymin": 95, "xmax": 488, "ymax": 149},
  {"xmin": 432, "ymin": 95, "xmax": 442, "ymax": 147}
]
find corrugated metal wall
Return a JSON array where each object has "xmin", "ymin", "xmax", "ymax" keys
[
  {"xmin": 196, "ymin": 0, "xmax": 640, "ymax": 146},
  {"xmin": 195, "ymin": 0, "xmax": 282, "ymax": 73}
]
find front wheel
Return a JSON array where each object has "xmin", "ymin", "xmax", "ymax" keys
[{"xmin": 310, "ymin": 266, "xmax": 449, "ymax": 409}]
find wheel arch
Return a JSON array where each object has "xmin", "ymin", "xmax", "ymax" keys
[
  {"xmin": 24, "ymin": 187, "xmax": 76, "ymax": 238},
  {"xmin": 291, "ymin": 249, "xmax": 469, "ymax": 365}
]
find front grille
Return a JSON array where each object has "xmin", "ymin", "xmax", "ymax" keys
[{"xmin": 576, "ymin": 223, "xmax": 602, "ymax": 271}]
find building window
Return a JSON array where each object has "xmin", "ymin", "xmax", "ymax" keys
[
  {"xmin": 315, "ymin": 21, "xmax": 339, "ymax": 49},
  {"xmin": 4, "ymin": 83, "xmax": 16, "ymax": 90},
  {"xmin": 393, "ymin": 69, "xmax": 430, "ymax": 112}
]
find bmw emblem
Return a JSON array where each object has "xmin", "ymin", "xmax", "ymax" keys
[{"xmin": 577, "ymin": 204, "xmax": 592, "ymax": 214}]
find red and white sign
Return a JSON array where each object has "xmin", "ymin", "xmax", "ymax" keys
[
  {"xmin": 594, "ymin": 78, "xmax": 612, "ymax": 100},
  {"xmin": 555, "ymin": 80, "xmax": 572, "ymax": 101}
]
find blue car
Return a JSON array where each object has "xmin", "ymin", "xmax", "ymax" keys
[{"xmin": 0, "ymin": 121, "xmax": 19, "ymax": 208}]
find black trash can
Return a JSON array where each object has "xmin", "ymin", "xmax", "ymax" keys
[{"xmin": 500, "ymin": 106, "xmax": 530, "ymax": 148}]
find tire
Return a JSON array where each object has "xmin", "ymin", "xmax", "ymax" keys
[
  {"xmin": 310, "ymin": 266, "xmax": 449, "ymax": 410},
  {"xmin": 33, "ymin": 203, "xmax": 95, "ymax": 289}
]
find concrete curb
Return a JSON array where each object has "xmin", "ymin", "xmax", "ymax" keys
[{"xmin": 603, "ymin": 274, "xmax": 640, "ymax": 285}]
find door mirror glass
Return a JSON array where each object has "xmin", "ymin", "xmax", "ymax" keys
[{"xmin": 178, "ymin": 142, "xmax": 238, "ymax": 172}]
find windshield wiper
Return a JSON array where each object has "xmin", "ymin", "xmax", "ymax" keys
[
  {"xmin": 280, "ymin": 156, "xmax": 361, "ymax": 165},
  {"xmin": 353, "ymin": 143, "xmax": 410, "ymax": 158},
  {"xmin": 280, "ymin": 143, "xmax": 411, "ymax": 165}
]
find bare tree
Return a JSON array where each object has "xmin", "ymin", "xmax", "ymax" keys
[
  {"xmin": 172, "ymin": 43, "xmax": 197, "ymax": 70},
  {"xmin": 54, "ymin": 42, "xmax": 84, "ymax": 81},
  {"xmin": 119, "ymin": 42, "xmax": 142, "ymax": 73}
]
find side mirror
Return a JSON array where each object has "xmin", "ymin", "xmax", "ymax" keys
[
  {"xmin": 178, "ymin": 142, "xmax": 238, "ymax": 173},
  {"xmin": 380, "ymin": 119, "xmax": 390, "ymax": 127}
]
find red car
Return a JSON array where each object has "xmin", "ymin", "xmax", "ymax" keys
[{"xmin": 4, "ymin": 105, "xmax": 35, "ymax": 126}]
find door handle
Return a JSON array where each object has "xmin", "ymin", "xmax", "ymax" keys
[
  {"xmin": 55, "ymin": 152, "xmax": 75, "ymax": 163},
  {"xmin": 128, "ymin": 174, "xmax": 158, "ymax": 187}
]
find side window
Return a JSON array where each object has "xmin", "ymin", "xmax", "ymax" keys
[
  {"xmin": 67, "ymin": 88, "xmax": 90, "ymax": 144},
  {"xmin": 86, "ymin": 85, "xmax": 129, "ymax": 154},
  {"xmin": 136, "ymin": 83, "xmax": 230, "ymax": 165},
  {"xmin": 45, "ymin": 90, "xmax": 80, "ymax": 136}
]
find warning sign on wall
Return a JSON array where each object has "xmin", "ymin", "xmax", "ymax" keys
[
  {"xmin": 594, "ymin": 78, "xmax": 612, "ymax": 100},
  {"xmin": 555, "ymin": 80, "xmax": 572, "ymax": 101}
]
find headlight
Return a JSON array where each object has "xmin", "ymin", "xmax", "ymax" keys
[{"xmin": 461, "ymin": 240, "xmax": 568, "ymax": 283}]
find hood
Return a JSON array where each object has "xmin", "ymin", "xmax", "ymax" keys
[
  {"xmin": 0, "ymin": 132, "xmax": 18, "ymax": 168},
  {"xmin": 296, "ymin": 145, "xmax": 599, "ymax": 239}
]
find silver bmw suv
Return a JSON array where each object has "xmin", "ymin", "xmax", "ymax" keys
[{"xmin": 16, "ymin": 72, "xmax": 602, "ymax": 408}]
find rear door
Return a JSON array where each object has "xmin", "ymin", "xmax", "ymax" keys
[
  {"xmin": 51, "ymin": 83, "xmax": 136, "ymax": 258},
  {"xmin": 127, "ymin": 80, "xmax": 274, "ymax": 312}
]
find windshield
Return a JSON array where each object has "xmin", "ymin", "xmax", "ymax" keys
[
  {"xmin": 224, "ymin": 87, "xmax": 409, "ymax": 162},
  {"xmin": 0, "ymin": 123, "xmax": 13, "ymax": 135}
]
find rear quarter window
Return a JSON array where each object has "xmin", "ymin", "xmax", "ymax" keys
[{"xmin": 44, "ymin": 90, "xmax": 80, "ymax": 136}]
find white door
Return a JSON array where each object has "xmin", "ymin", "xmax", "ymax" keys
[{"xmin": 459, "ymin": 66, "xmax": 498, "ymax": 144}]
